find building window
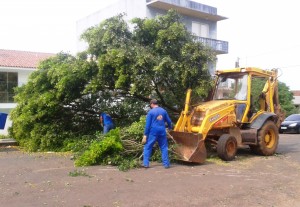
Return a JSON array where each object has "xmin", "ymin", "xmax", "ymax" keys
[
  {"xmin": 0, "ymin": 72, "xmax": 18, "ymax": 103},
  {"xmin": 192, "ymin": 21, "xmax": 209, "ymax": 38}
]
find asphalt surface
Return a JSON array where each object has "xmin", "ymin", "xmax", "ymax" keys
[{"xmin": 0, "ymin": 133, "xmax": 300, "ymax": 207}]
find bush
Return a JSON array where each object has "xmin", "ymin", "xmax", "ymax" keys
[{"xmin": 75, "ymin": 128, "xmax": 123, "ymax": 167}]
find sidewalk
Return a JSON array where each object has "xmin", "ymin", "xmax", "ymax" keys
[{"xmin": 0, "ymin": 138, "xmax": 18, "ymax": 146}]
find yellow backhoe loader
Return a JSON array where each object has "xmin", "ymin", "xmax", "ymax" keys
[{"xmin": 169, "ymin": 67, "xmax": 284, "ymax": 163}]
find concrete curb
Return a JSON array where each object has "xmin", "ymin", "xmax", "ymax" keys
[{"xmin": 0, "ymin": 138, "xmax": 18, "ymax": 147}]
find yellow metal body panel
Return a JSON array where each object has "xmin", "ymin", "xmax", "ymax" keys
[
  {"xmin": 216, "ymin": 67, "xmax": 276, "ymax": 78},
  {"xmin": 175, "ymin": 100, "xmax": 237, "ymax": 139}
]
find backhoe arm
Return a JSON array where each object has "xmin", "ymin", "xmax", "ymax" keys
[{"xmin": 174, "ymin": 89, "xmax": 192, "ymax": 132}]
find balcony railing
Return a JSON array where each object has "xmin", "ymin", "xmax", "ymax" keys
[{"xmin": 195, "ymin": 36, "xmax": 228, "ymax": 54}]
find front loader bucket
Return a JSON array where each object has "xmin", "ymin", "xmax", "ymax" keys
[{"xmin": 169, "ymin": 131, "xmax": 207, "ymax": 164}]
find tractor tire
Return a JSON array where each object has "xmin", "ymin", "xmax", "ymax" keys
[
  {"xmin": 253, "ymin": 121, "xmax": 279, "ymax": 156},
  {"xmin": 217, "ymin": 134, "xmax": 237, "ymax": 161}
]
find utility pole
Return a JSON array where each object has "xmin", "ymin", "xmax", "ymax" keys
[{"xmin": 235, "ymin": 57, "xmax": 240, "ymax": 68}]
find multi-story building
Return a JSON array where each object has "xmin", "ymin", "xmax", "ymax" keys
[
  {"xmin": 76, "ymin": 0, "xmax": 228, "ymax": 73},
  {"xmin": 0, "ymin": 49, "xmax": 54, "ymax": 135}
]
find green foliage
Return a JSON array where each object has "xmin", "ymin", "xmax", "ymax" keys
[
  {"xmin": 0, "ymin": 134, "xmax": 10, "ymax": 139},
  {"xmin": 278, "ymin": 82, "xmax": 297, "ymax": 116},
  {"xmin": 10, "ymin": 52, "xmax": 100, "ymax": 151},
  {"xmin": 10, "ymin": 11, "xmax": 214, "ymax": 157},
  {"xmin": 75, "ymin": 128, "xmax": 123, "ymax": 167},
  {"xmin": 62, "ymin": 134, "xmax": 98, "ymax": 153},
  {"xmin": 69, "ymin": 169, "xmax": 91, "ymax": 177},
  {"xmin": 74, "ymin": 117, "xmax": 146, "ymax": 171},
  {"xmin": 81, "ymin": 10, "xmax": 215, "ymax": 114}
]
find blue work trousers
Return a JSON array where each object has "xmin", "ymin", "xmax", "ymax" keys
[
  {"xmin": 143, "ymin": 133, "xmax": 169, "ymax": 168},
  {"xmin": 103, "ymin": 123, "xmax": 115, "ymax": 134}
]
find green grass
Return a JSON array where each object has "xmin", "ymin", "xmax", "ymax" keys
[
  {"xmin": 68, "ymin": 169, "xmax": 91, "ymax": 177},
  {"xmin": 0, "ymin": 134, "xmax": 10, "ymax": 139}
]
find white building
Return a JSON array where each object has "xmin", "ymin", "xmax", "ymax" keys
[{"xmin": 0, "ymin": 49, "xmax": 54, "ymax": 135}]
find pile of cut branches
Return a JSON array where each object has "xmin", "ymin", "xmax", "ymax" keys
[{"xmin": 74, "ymin": 116, "xmax": 177, "ymax": 171}]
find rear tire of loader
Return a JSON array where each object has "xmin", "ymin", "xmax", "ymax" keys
[
  {"xmin": 252, "ymin": 121, "xmax": 279, "ymax": 156},
  {"xmin": 217, "ymin": 134, "xmax": 237, "ymax": 161}
]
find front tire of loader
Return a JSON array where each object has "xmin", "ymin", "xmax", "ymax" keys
[
  {"xmin": 217, "ymin": 134, "xmax": 237, "ymax": 161},
  {"xmin": 253, "ymin": 121, "xmax": 279, "ymax": 156}
]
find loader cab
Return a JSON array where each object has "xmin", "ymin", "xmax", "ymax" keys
[
  {"xmin": 213, "ymin": 73, "xmax": 248, "ymax": 101},
  {"xmin": 213, "ymin": 72, "xmax": 250, "ymax": 122},
  {"xmin": 212, "ymin": 69, "xmax": 274, "ymax": 123}
]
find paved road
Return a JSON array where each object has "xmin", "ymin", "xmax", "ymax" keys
[
  {"xmin": 0, "ymin": 133, "xmax": 299, "ymax": 207},
  {"xmin": 277, "ymin": 133, "xmax": 300, "ymax": 162}
]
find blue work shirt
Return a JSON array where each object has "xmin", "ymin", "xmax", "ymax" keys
[
  {"xmin": 100, "ymin": 113, "xmax": 114, "ymax": 126},
  {"xmin": 144, "ymin": 107, "xmax": 172, "ymax": 136}
]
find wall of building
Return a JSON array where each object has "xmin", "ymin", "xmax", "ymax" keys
[
  {"xmin": 77, "ymin": 0, "xmax": 149, "ymax": 52},
  {"xmin": 291, "ymin": 90, "xmax": 300, "ymax": 113},
  {"xmin": 18, "ymin": 70, "xmax": 34, "ymax": 86}
]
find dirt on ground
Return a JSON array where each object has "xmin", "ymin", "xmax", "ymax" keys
[{"xmin": 1, "ymin": 134, "xmax": 300, "ymax": 207}]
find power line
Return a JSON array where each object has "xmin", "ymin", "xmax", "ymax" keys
[
  {"xmin": 237, "ymin": 45, "xmax": 300, "ymax": 60},
  {"xmin": 276, "ymin": 64, "xmax": 300, "ymax": 69}
]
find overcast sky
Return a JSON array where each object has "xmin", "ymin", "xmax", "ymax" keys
[{"xmin": 1, "ymin": 0, "xmax": 300, "ymax": 90}]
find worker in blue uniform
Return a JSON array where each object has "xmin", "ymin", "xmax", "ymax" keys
[
  {"xmin": 143, "ymin": 99, "xmax": 172, "ymax": 168},
  {"xmin": 100, "ymin": 112, "xmax": 115, "ymax": 134}
]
